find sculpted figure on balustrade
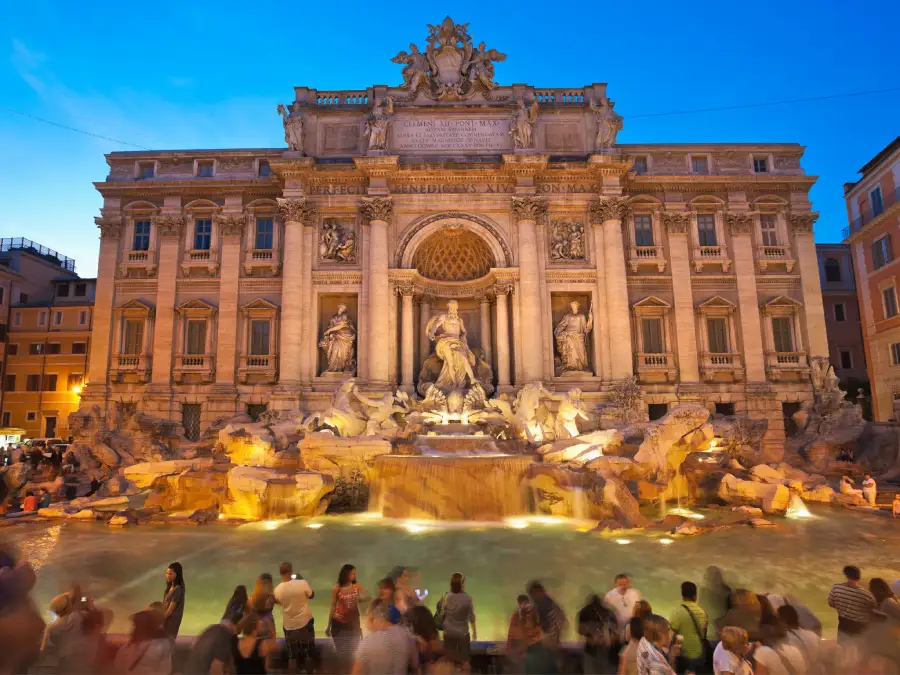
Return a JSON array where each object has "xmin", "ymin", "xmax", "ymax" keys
[
  {"xmin": 277, "ymin": 102, "xmax": 304, "ymax": 153},
  {"xmin": 590, "ymin": 95, "xmax": 623, "ymax": 152},
  {"xmin": 364, "ymin": 97, "xmax": 394, "ymax": 152},
  {"xmin": 510, "ymin": 97, "xmax": 539, "ymax": 149}
]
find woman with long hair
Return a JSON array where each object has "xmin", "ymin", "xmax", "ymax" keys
[
  {"xmin": 223, "ymin": 585, "xmax": 249, "ymax": 625},
  {"xmin": 436, "ymin": 572, "xmax": 477, "ymax": 669},
  {"xmin": 870, "ymin": 577, "xmax": 900, "ymax": 621},
  {"xmin": 232, "ymin": 612, "xmax": 277, "ymax": 675},
  {"xmin": 250, "ymin": 574, "xmax": 276, "ymax": 624},
  {"xmin": 326, "ymin": 564, "xmax": 369, "ymax": 671},
  {"xmin": 113, "ymin": 609, "xmax": 172, "ymax": 674},
  {"xmin": 162, "ymin": 562, "xmax": 185, "ymax": 639}
]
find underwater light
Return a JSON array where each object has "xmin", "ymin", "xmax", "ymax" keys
[
  {"xmin": 307, "ymin": 522, "xmax": 324, "ymax": 529},
  {"xmin": 615, "ymin": 538, "xmax": 632, "ymax": 545},
  {"xmin": 659, "ymin": 538, "xmax": 674, "ymax": 545}
]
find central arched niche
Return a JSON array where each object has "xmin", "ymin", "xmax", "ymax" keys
[{"xmin": 413, "ymin": 226, "xmax": 496, "ymax": 282}]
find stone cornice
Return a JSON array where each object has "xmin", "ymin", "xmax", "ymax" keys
[
  {"xmin": 95, "ymin": 216, "xmax": 123, "ymax": 239},
  {"xmin": 353, "ymin": 156, "xmax": 400, "ymax": 178},
  {"xmin": 511, "ymin": 196, "xmax": 548, "ymax": 221},
  {"xmin": 153, "ymin": 215, "xmax": 185, "ymax": 236},
  {"xmin": 359, "ymin": 196, "xmax": 393, "ymax": 223},
  {"xmin": 586, "ymin": 154, "xmax": 633, "ymax": 178},
  {"xmin": 269, "ymin": 156, "xmax": 316, "ymax": 181},
  {"xmin": 278, "ymin": 197, "xmax": 316, "ymax": 224},
  {"xmin": 502, "ymin": 154, "xmax": 549, "ymax": 178},
  {"xmin": 589, "ymin": 197, "xmax": 629, "ymax": 223}
]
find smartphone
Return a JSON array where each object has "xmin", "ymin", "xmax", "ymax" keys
[
  {"xmin": 291, "ymin": 574, "xmax": 297, "ymax": 580},
  {"xmin": 81, "ymin": 596, "xmax": 87, "ymax": 602}
]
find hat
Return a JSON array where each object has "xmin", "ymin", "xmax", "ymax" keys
[
  {"xmin": 385, "ymin": 605, "xmax": 402, "ymax": 625},
  {"xmin": 49, "ymin": 593, "xmax": 72, "ymax": 616}
]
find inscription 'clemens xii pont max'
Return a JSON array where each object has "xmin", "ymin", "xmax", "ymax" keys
[{"xmin": 392, "ymin": 118, "xmax": 509, "ymax": 151}]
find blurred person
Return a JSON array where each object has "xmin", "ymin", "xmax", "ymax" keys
[
  {"xmin": 670, "ymin": 581, "xmax": 710, "ymax": 675},
  {"xmin": 274, "ymin": 561, "xmax": 315, "ymax": 674},
  {"xmin": 389, "ymin": 565, "xmax": 418, "ymax": 615},
  {"xmin": 222, "ymin": 584, "xmax": 249, "ymax": 625},
  {"xmin": 182, "ymin": 619, "xmax": 238, "ymax": 675},
  {"xmin": 578, "ymin": 593, "xmax": 614, "ymax": 674},
  {"xmin": 828, "ymin": 565, "xmax": 876, "ymax": 641},
  {"xmin": 711, "ymin": 626, "xmax": 752, "ymax": 675},
  {"xmin": 326, "ymin": 564, "xmax": 369, "ymax": 672},
  {"xmin": 368, "ymin": 577, "xmax": 395, "ymax": 627},
  {"xmin": 436, "ymin": 572, "xmax": 476, "ymax": 667},
  {"xmin": 233, "ymin": 612, "xmax": 277, "ymax": 675},
  {"xmin": 506, "ymin": 594, "xmax": 541, "ymax": 672},
  {"xmin": 38, "ymin": 488, "xmax": 51, "ymax": 509},
  {"xmin": 409, "ymin": 604, "xmax": 443, "ymax": 672},
  {"xmin": 21, "ymin": 490, "xmax": 37, "ymax": 512},
  {"xmin": 869, "ymin": 577, "xmax": 900, "ymax": 622},
  {"xmin": 627, "ymin": 600, "xmax": 653, "ymax": 641},
  {"xmin": 352, "ymin": 605, "xmax": 418, "ymax": 675},
  {"xmin": 765, "ymin": 594, "xmax": 821, "ymax": 636},
  {"xmin": 752, "ymin": 617, "xmax": 805, "ymax": 675},
  {"xmin": 619, "ymin": 616, "xmax": 644, "ymax": 675},
  {"xmin": 526, "ymin": 581, "xmax": 567, "ymax": 674},
  {"xmin": 893, "ymin": 494, "xmax": 900, "ymax": 518},
  {"xmin": 163, "ymin": 561, "xmax": 185, "ymax": 639},
  {"xmin": 862, "ymin": 474, "xmax": 877, "ymax": 507},
  {"xmin": 636, "ymin": 614, "xmax": 679, "ymax": 675},
  {"xmin": 40, "ymin": 592, "xmax": 97, "ymax": 673},
  {"xmin": 113, "ymin": 609, "xmax": 172, "ymax": 674},
  {"xmin": 777, "ymin": 604, "xmax": 819, "ymax": 671},
  {"xmin": 840, "ymin": 475, "xmax": 863, "ymax": 499},
  {"xmin": 715, "ymin": 590, "xmax": 762, "ymax": 642},
  {"xmin": 606, "ymin": 574, "xmax": 643, "ymax": 643},
  {"xmin": 251, "ymin": 573, "xmax": 276, "ymax": 624}
]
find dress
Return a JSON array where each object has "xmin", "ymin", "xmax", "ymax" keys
[
  {"xmin": 331, "ymin": 584, "xmax": 362, "ymax": 667},
  {"xmin": 163, "ymin": 584, "xmax": 185, "ymax": 639},
  {"xmin": 554, "ymin": 311, "xmax": 591, "ymax": 372}
]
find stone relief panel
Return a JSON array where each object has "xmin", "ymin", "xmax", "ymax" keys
[
  {"xmin": 158, "ymin": 159, "xmax": 194, "ymax": 176},
  {"xmin": 652, "ymin": 152, "xmax": 687, "ymax": 173},
  {"xmin": 319, "ymin": 218, "xmax": 358, "ymax": 264},
  {"xmin": 548, "ymin": 218, "xmax": 586, "ymax": 262},
  {"xmin": 774, "ymin": 156, "xmax": 801, "ymax": 170},
  {"xmin": 322, "ymin": 124, "xmax": 360, "ymax": 153},
  {"xmin": 714, "ymin": 152, "xmax": 747, "ymax": 170},
  {"xmin": 543, "ymin": 122, "xmax": 583, "ymax": 153}
]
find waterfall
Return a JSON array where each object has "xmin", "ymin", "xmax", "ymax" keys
[
  {"xmin": 369, "ymin": 455, "xmax": 533, "ymax": 521},
  {"xmin": 572, "ymin": 487, "xmax": 586, "ymax": 521},
  {"xmin": 786, "ymin": 492, "xmax": 813, "ymax": 519}
]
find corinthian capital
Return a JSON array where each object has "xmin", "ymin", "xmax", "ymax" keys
[
  {"xmin": 789, "ymin": 212, "xmax": 818, "ymax": 234},
  {"xmin": 725, "ymin": 212, "xmax": 754, "ymax": 235},
  {"xmin": 278, "ymin": 197, "xmax": 316, "ymax": 224},
  {"xmin": 661, "ymin": 212, "xmax": 690, "ymax": 234},
  {"xmin": 95, "ymin": 216, "xmax": 122, "ymax": 239},
  {"xmin": 153, "ymin": 215, "xmax": 185, "ymax": 237},
  {"xmin": 215, "ymin": 213, "xmax": 247, "ymax": 237},
  {"xmin": 589, "ymin": 197, "xmax": 629, "ymax": 223},
  {"xmin": 359, "ymin": 196, "xmax": 393, "ymax": 223},
  {"xmin": 510, "ymin": 196, "xmax": 547, "ymax": 221}
]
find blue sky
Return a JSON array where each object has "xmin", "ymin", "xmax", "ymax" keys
[{"xmin": 1, "ymin": 0, "xmax": 897, "ymax": 277}]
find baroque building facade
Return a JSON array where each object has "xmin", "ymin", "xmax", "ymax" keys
[{"xmin": 82, "ymin": 18, "xmax": 827, "ymax": 448}]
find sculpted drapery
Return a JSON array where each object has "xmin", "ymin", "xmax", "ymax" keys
[
  {"xmin": 426, "ymin": 300, "xmax": 477, "ymax": 391},
  {"xmin": 319, "ymin": 305, "xmax": 356, "ymax": 373},
  {"xmin": 554, "ymin": 301, "xmax": 593, "ymax": 373}
]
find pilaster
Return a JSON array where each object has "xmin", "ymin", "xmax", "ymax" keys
[
  {"xmin": 510, "ymin": 196, "xmax": 547, "ymax": 382},
  {"xmin": 149, "ymin": 213, "xmax": 184, "ymax": 387},
  {"xmin": 727, "ymin": 213, "xmax": 766, "ymax": 382},
  {"xmin": 494, "ymin": 283, "xmax": 512, "ymax": 387},
  {"xmin": 791, "ymin": 212, "xmax": 828, "ymax": 358},
  {"xmin": 213, "ymin": 212, "xmax": 246, "ymax": 386},
  {"xmin": 277, "ymin": 197, "xmax": 316, "ymax": 386},
  {"xmin": 360, "ymin": 196, "xmax": 394, "ymax": 386},
  {"xmin": 399, "ymin": 287, "xmax": 415, "ymax": 391},
  {"xmin": 87, "ymin": 216, "xmax": 123, "ymax": 401},
  {"xmin": 663, "ymin": 211, "xmax": 700, "ymax": 382}
]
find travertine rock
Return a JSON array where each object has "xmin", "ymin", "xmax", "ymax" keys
[
  {"xmin": 122, "ymin": 458, "xmax": 216, "ymax": 489},
  {"xmin": 717, "ymin": 473, "xmax": 790, "ymax": 514},
  {"xmin": 300, "ymin": 433, "xmax": 393, "ymax": 481},
  {"xmin": 218, "ymin": 424, "xmax": 278, "ymax": 467},
  {"xmin": 219, "ymin": 467, "xmax": 334, "ymax": 521},
  {"xmin": 749, "ymin": 464, "xmax": 786, "ymax": 484},
  {"xmin": 536, "ymin": 429, "xmax": 624, "ymax": 465},
  {"xmin": 801, "ymin": 485, "xmax": 835, "ymax": 503},
  {"xmin": 634, "ymin": 404, "xmax": 710, "ymax": 479},
  {"xmin": 145, "ymin": 469, "xmax": 228, "ymax": 512}
]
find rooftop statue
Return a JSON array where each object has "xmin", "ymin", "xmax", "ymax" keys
[
  {"xmin": 510, "ymin": 97, "xmax": 539, "ymax": 149},
  {"xmin": 276, "ymin": 102, "xmax": 304, "ymax": 153},
  {"xmin": 364, "ymin": 97, "xmax": 394, "ymax": 152},
  {"xmin": 589, "ymin": 95, "xmax": 623, "ymax": 152}
]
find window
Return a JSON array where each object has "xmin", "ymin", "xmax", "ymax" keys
[
  {"xmin": 67, "ymin": 373, "xmax": 84, "ymax": 390},
  {"xmin": 29, "ymin": 343, "xmax": 44, "ymax": 356},
  {"xmin": 47, "ymin": 343, "xmax": 61, "ymax": 355},
  {"xmin": 834, "ymin": 303, "xmax": 846, "ymax": 322},
  {"xmin": 0, "ymin": 287, "xmax": 3, "ymax": 304},
  {"xmin": 824, "ymin": 258, "xmax": 842, "ymax": 282},
  {"xmin": 182, "ymin": 403, "xmax": 201, "ymax": 442},
  {"xmin": 247, "ymin": 404, "xmax": 268, "ymax": 421},
  {"xmin": 4, "ymin": 375, "xmax": 14, "ymax": 392},
  {"xmin": 641, "ymin": 318, "xmax": 664, "ymax": 354},
  {"xmin": 871, "ymin": 186, "xmax": 884, "ymax": 218},
  {"xmin": 633, "ymin": 215, "xmax": 654, "ymax": 247},
  {"xmin": 1, "ymin": 412, "xmax": 9, "ymax": 426},
  {"xmin": 37, "ymin": 311, "xmax": 47, "ymax": 326},
  {"xmin": 7, "ymin": 344, "xmax": 17, "ymax": 356},
  {"xmin": 753, "ymin": 157, "xmax": 768, "ymax": 173},
  {"xmin": 133, "ymin": 220, "xmax": 151, "ymax": 251},
  {"xmin": 186, "ymin": 319, "xmax": 207, "ymax": 355},
  {"xmin": 79, "ymin": 311, "xmax": 88, "ymax": 326},
  {"xmin": 839, "ymin": 350, "xmax": 853, "ymax": 370},
  {"xmin": 72, "ymin": 342, "xmax": 87, "ymax": 355},
  {"xmin": 648, "ymin": 403, "xmax": 668, "ymax": 420},
  {"xmin": 26, "ymin": 375, "xmax": 40, "ymax": 392},
  {"xmin": 139, "ymin": 162, "xmax": 154, "ymax": 179},
  {"xmin": 892, "ymin": 343, "xmax": 900, "ymax": 366},
  {"xmin": 250, "ymin": 319, "xmax": 271, "ymax": 355},
  {"xmin": 197, "ymin": 161, "xmax": 214, "ymax": 177},
  {"xmin": 122, "ymin": 319, "xmax": 144, "ymax": 355},
  {"xmin": 19, "ymin": 292, "xmax": 27, "ymax": 304},
  {"xmin": 706, "ymin": 318, "xmax": 729, "ymax": 353},
  {"xmin": 258, "ymin": 161, "xmax": 272, "ymax": 178},
  {"xmin": 194, "ymin": 218, "xmax": 212, "ymax": 250},
  {"xmin": 772, "ymin": 317, "xmax": 794, "ymax": 352},
  {"xmin": 715, "ymin": 402, "xmax": 735, "ymax": 416},
  {"xmin": 759, "ymin": 214, "xmax": 778, "ymax": 246},
  {"xmin": 12, "ymin": 312, "xmax": 20, "ymax": 327},
  {"xmin": 255, "ymin": 218, "xmax": 274, "ymax": 250},
  {"xmin": 697, "ymin": 214, "xmax": 717, "ymax": 246},
  {"xmin": 43, "ymin": 374, "xmax": 57, "ymax": 391},
  {"xmin": 0, "ymin": 324, "xmax": 5, "ymax": 341},
  {"xmin": 56, "ymin": 284, "xmax": 69, "ymax": 298},
  {"xmin": 53, "ymin": 311, "xmax": 62, "ymax": 326},
  {"xmin": 885, "ymin": 287, "xmax": 899, "ymax": 319},
  {"xmin": 872, "ymin": 235, "xmax": 893, "ymax": 270},
  {"xmin": 691, "ymin": 156, "xmax": 709, "ymax": 174},
  {"xmin": 74, "ymin": 283, "xmax": 87, "ymax": 297},
  {"xmin": 632, "ymin": 156, "xmax": 648, "ymax": 175},
  {"xmin": 26, "ymin": 412, "xmax": 36, "ymax": 422}
]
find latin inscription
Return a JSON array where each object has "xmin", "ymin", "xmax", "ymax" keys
[{"xmin": 393, "ymin": 118, "xmax": 510, "ymax": 151}]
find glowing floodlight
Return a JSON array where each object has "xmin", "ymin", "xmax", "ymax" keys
[
  {"xmin": 307, "ymin": 522, "xmax": 324, "ymax": 529},
  {"xmin": 659, "ymin": 538, "xmax": 674, "ymax": 545},
  {"xmin": 615, "ymin": 538, "xmax": 632, "ymax": 545}
]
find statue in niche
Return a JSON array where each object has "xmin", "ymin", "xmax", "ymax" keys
[
  {"xmin": 391, "ymin": 43, "xmax": 430, "ymax": 92},
  {"xmin": 549, "ymin": 220, "xmax": 586, "ymax": 261},
  {"xmin": 509, "ymin": 97, "xmax": 539, "ymax": 149},
  {"xmin": 276, "ymin": 102, "xmax": 304, "ymax": 153},
  {"xmin": 364, "ymin": 96, "xmax": 394, "ymax": 152},
  {"xmin": 554, "ymin": 300, "xmax": 593, "ymax": 374},
  {"xmin": 589, "ymin": 95, "xmax": 623, "ymax": 152},
  {"xmin": 425, "ymin": 299, "xmax": 477, "ymax": 392},
  {"xmin": 319, "ymin": 304, "xmax": 356, "ymax": 374},
  {"xmin": 320, "ymin": 220, "xmax": 356, "ymax": 263}
]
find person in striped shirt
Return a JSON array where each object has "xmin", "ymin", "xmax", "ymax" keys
[{"xmin": 827, "ymin": 565, "xmax": 876, "ymax": 642}]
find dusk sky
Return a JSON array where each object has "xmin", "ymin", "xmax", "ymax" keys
[{"xmin": 2, "ymin": 0, "xmax": 897, "ymax": 277}]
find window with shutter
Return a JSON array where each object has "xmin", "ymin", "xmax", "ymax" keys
[
  {"xmin": 759, "ymin": 214, "xmax": 778, "ymax": 246},
  {"xmin": 123, "ymin": 320, "xmax": 144, "ymax": 355},
  {"xmin": 883, "ymin": 287, "xmax": 898, "ymax": 319},
  {"xmin": 772, "ymin": 317, "xmax": 794, "ymax": 352},
  {"xmin": 633, "ymin": 215, "xmax": 654, "ymax": 247},
  {"xmin": 255, "ymin": 219, "xmax": 274, "ymax": 250},
  {"xmin": 186, "ymin": 319, "xmax": 207, "ymax": 355},
  {"xmin": 707, "ymin": 318, "xmax": 729, "ymax": 353},
  {"xmin": 250, "ymin": 320, "xmax": 271, "ymax": 355},
  {"xmin": 194, "ymin": 219, "xmax": 212, "ymax": 250},
  {"xmin": 641, "ymin": 318, "xmax": 664, "ymax": 354},
  {"xmin": 697, "ymin": 214, "xmax": 717, "ymax": 246}
]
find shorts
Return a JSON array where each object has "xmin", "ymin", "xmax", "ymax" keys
[
  {"xmin": 284, "ymin": 621, "xmax": 315, "ymax": 661},
  {"xmin": 443, "ymin": 634, "xmax": 471, "ymax": 662}
]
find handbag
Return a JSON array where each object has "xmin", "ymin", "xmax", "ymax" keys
[{"xmin": 433, "ymin": 593, "xmax": 447, "ymax": 631}]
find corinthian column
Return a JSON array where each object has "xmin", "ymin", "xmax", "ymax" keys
[
  {"xmin": 87, "ymin": 216, "xmax": 122, "ymax": 394},
  {"xmin": 727, "ymin": 212, "xmax": 766, "ymax": 381},
  {"xmin": 662, "ymin": 211, "xmax": 699, "ymax": 382},
  {"xmin": 399, "ymin": 286, "xmax": 415, "ymax": 390},
  {"xmin": 418, "ymin": 295, "xmax": 432, "ymax": 366},
  {"xmin": 495, "ymin": 285, "xmax": 512, "ymax": 386},
  {"xmin": 214, "ymin": 214, "xmax": 246, "ymax": 385},
  {"xmin": 511, "ymin": 196, "xmax": 547, "ymax": 382},
  {"xmin": 150, "ymin": 215, "xmax": 185, "ymax": 385},
  {"xmin": 360, "ymin": 196, "xmax": 393, "ymax": 385},
  {"xmin": 590, "ymin": 198, "xmax": 633, "ymax": 379},
  {"xmin": 791, "ymin": 212, "xmax": 828, "ymax": 358},
  {"xmin": 277, "ymin": 198, "xmax": 316, "ymax": 386},
  {"xmin": 479, "ymin": 295, "xmax": 493, "ymax": 364}
]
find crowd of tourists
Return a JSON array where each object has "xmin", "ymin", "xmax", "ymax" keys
[{"xmin": 0, "ymin": 552, "xmax": 891, "ymax": 674}]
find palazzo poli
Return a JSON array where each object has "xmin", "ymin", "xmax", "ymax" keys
[{"xmin": 83, "ymin": 18, "xmax": 827, "ymax": 452}]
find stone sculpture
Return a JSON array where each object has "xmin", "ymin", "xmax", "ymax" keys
[
  {"xmin": 608, "ymin": 376, "xmax": 646, "ymax": 423},
  {"xmin": 276, "ymin": 102, "xmax": 304, "ymax": 153},
  {"xmin": 364, "ymin": 97, "xmax": 394, "ymax": 152},
  {"xmin": 510, "ymin": 97, "xmax": 538, "ymax": 149},
  {"xmin": 546, "ymin": 388, "xmax": 590, "ymax": 439},
  {"xmin": 554, "ymin": 301, "xmax": 593, "ymax": 374},
  {"xmin": 590, "ymin": 96, "xmax": 623, "ymax": 152},
  {"xmin": 319, "ymin": 305, "xmax": 356, "ymax": 374},
  {"xmin": 425, "ymin": 300, "xmax": 477, "ymax": 393},
  {"xmin": 464, "ymin": 41, "xmax": 506, "ymax": 90},
  {"xmin": 549, "ymin": 220, "xmax": 585, "ymax": 261},
  {"xmin": 352, "ymin": 385, "xmax": 408, "ymax": 436},
  {"xmin": 303, "ymin": 378, "xmax": 367, "ymax": 437},
  {"xmin": 391, "ymin": 43, "xmax": 430, "ymax": 92},
  {"xmin": 319, "ymin": 219, "xmax": 356, "ymax": 263},
  {"xmin": 487, "ymin": 382, "xmax": 554, "ymax": 442}
]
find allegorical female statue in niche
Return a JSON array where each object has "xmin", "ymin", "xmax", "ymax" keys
[
  {"xmin": 319, "ymin": 304, "xmax": 356, "ymax": 373},
  {"xmin": 554, "ymin": 300, "xmax": 593, "ymax": 374}
]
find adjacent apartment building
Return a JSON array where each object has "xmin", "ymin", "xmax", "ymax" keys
[
  {"xmin": 844, "ymin": 136, "xmax": 900, "ymax": 420},
  {"xmin": 0, "ymin": 239, "xmax": 95, "ymax": 438}
]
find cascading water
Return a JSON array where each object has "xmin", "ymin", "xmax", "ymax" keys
[{"xmin": 368, "ymin": 454, "xmax": 534, "ymax": 521}]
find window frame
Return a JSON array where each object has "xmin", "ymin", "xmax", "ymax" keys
[
  {"xmin": 871, "ymin": 185, "xmax": 884, "ymax": 218},
  {"xmin": 883, "ymin": 285, "xmax": 899, "ymax": 319},
  {"xmin": 833, "ymin": 303, "xmax": 846, "ymax": 322},
  {"xmin": 72, "ymin": 342, "xmax": 87, "ymax": 355},
  {"xmin": 753, "ymin": 157, "xmax": 769, "ymax": 173},
  {"xmin": 137, "ymin": 161, "xmax": 156, "ymax": 179},
  {"xmin": 26, "ymin": 374, "xmax": 40, "ymax": 392},
  {"xmin": 53, "ymin": 311, "xmax": 63, "ymax": 326},
  {"xmin": 255, "ymin": 217, "xmax": 274, "ymax": 250},
  {"xmin": 193, "ymin": 218, "xmax": 213, "ymax": 251},
  {"xmin": 133, "ymin": 220, "xmax": 152, "ymax": 251},
  {"xmin": 891, "ymin": 342, "xmax": 900, "ymax": 366},
  {"xmin": 197, "ymin": 160, "xmax": 215, "ymax": 178},
  {"xmin": 823, "ymin": 257, "xmax": 842, "ymax": 283},
  {"xmin": 690, "ymin": 154, "xmax": 710, "ymax": 175},
  {"xmin": 771, "ymin": 316, "xmax": 794, "ymax": 353},
  {"xmin": 632, "ymin": 156, "xmax": 649, "ymax": 175},
  {"xmin": 56, "ymin": 284, "xmax": 70, "ymax": 298},
  {"xmin": 42, "ymin": 373, "xmax": 58, "ymax": 392},
  {"xmin": 872, "ymin": 233, "xmax": 893, "ymax": 270},
  {"xmin": 839, "ymin": 349, "xmax": 853, "ymax": 370},
  {"xmin": 758, "ymin": 213, "xmax": 779, "ymax": 246},
  {"xmin": 122, "ymin": 318, "xmax": 146, "ymax": 356},
  {"xmin": 697, "ymin": 213, "xmax": 718, "ymax": 247}
]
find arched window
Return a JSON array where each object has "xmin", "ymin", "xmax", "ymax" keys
[{"xmin": 824, "ymin": 258, "xmax": 842, "ymax": 283}]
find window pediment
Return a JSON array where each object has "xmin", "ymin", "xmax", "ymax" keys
[
  {"xmin": 241, "ymin": 298, "xmax": 279, "ymax": 317},
  {"xmin": 761, "ymin": 295, "xmax": 803, "ymax": 314},
  {"xmin": 697, "ymin": 295, "xmax": 736, "ymax": 314},
  {"xmin": 176, "ymin": 298, "xmax": 217, "ymax": 316},
  {"xmin": 633, "ymin": 296, "xmax": 671, "ymax": 316},
  {"xmin": 116, "ymin": 299, "xmax": 154, "ymax": 318}
]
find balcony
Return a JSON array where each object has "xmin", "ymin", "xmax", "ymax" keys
[
  {"xmin": 765, "ymin": 351, "xmax": 809, "ymax": 381},
  {"xmin": 174, "ymin": 353, "xmax": 215, "ymax": 382},
  {"xmin": 756, "ymin": 245, "xmax": 795, "ymax": 272},
  {"xmin": 238, "ymin": 354, "xmax": 278, "ymax": 383},
  {"xmin": 844, "ymin": 185, "xmax": 900, "ymax": 238},
  {"xmin": 692, "ymin": 245, "xmax": 731, "ymax": 273},
  {"xmin": 119, "ymin": 249, "xmax": 157, "ymax": 277},
  {"xmin": 700, "ymin": 353, "xmax": 745, "ymax": 382},
  {"xmin": 635, "ymin": 352, "xmax": 677, "ymax": 383},
  {"xmin": 180, "ymin": 249, "xmax": 218, "ymax": 276},
  {"xmin": 112, "ymin": 354, "xmax": 151, "ymax": 383},
  {"xmin": 628, "ymin": 246, "xmax": 667, "ymax": 273},
  {"xmin": 243, "ymin": 249, "xmax": 280, "ymax": 275}
]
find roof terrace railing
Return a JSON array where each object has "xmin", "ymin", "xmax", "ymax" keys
[
  {"xmin": 844, "ymin": 185, "xmax": 900, "ymax": 239},
  {"xmin": 0, "ymin": 238, "xmax": 76, "ymax": 273}
]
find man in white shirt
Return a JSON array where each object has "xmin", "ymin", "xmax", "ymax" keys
[
  {"xmin": 274, "ymin": 561, "xmax": 315, "ymax": 674},
  {"xmin": 603, "ymin": 573, "xmax": 642, "ymax": 638}
]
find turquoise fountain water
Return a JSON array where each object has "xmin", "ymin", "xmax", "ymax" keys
[{"xmin": 8, "ymin": 505, "xmax": 898, "ymax": 640}]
